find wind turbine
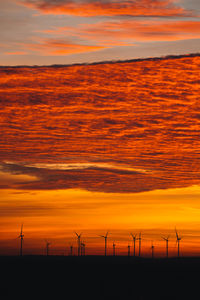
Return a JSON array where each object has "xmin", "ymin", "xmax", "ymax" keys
[
  {"xmin": 151, "ymin": 241, "xmax": 154, "ymax": 259},
  {"xmin": 75, "ymin": 232, "xmax": 82, "ymax": 256},
  {"xmin": 162, "ymin": 235, "xmax": 170, "ymax": 258},
  {"xmin": 138, "ymin": 232, "xmax": 142, "ymax": 257},
  {"xmin": 130, "ymin": 233, "xmax": 137, "ymax": 257},
  {"xmin": 113, "ymin": 242, "xmax": 116, "ymax": 256},
  {"xmin": 69, "ymin": 245, "xmax": 73, "ymax": 256},
  {"xmin": 175, "ymin": 228, "xmax": 182, "ymax": 257},
  {"xmin": 99, "ymin": 232, "xmax": 109, "ymax": 256},
  {"xmin": 18, "ymin": 224, "xmax": 24, "ymax": 256},
  {"xmin": 81, "ymin": 241, "xmax": 85, "ymax": 256},
  {"xmin": 45, "ymin": 240, "xmax": 51, "ymax": 256}
]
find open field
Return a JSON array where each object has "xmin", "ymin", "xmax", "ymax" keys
[{"xmin": 1, "ymin": 255, "xmax": 200, "ymax": 299}]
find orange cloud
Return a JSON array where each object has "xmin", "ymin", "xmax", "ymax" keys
[
  {"xmin": 22, "ymin": 38, "xmax": 106, "ymax": 55},
  {"xmin": 0, "ymin": 54, "xmax": 200, "ymax": 193},
  {"xmin": 18, "ymin": 0, "xmax": 192, "ymax": 17},
  {"xmin": 78, "ymin": 20, "xmax": 200, "ymax": 43},
  {"xmin": 37, "ymin": 20, "xmax": 200, "ymax": 48}
]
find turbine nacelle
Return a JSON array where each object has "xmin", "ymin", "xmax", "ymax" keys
[
  {"xmin": 18, "ymin": 224, "xmax": 24, "ymax": 239},
  {"xmin": 99, "ymin": 231, "xmax": 109, "ymax": 239},
  {"xmin": 130, "ymin": 233, "xmax": 138, "ymax": 241},
  {"xmin": 75, "ymin": 232, "xmax": 82, "ymax": 238},
  {"xmin": 162, "ymin": 235, "xmax": 170, "ymax": 242},
  {"xmin": 175, "ymin": 228, "xmax": 182, "ymax": 242}
]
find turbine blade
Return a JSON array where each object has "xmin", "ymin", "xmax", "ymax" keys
[
  {"xmin": 20, "ymin": 224, "xmax": 23, "ymax": 235},
  {"xmin": 175, "ymin": 228, "xmax": 179, "ymax": 238}
]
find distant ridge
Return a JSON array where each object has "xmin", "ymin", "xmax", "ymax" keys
[{"xmin": 0, "ymin": 53, "xmax": 200, "ymax": 68}]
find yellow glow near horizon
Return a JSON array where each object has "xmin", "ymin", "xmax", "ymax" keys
[{"xmin": 1, "ymin": 185, "xmax": 200, "ymax": 256}]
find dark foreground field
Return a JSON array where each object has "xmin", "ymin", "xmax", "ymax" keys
[{"xmin": 1, "ymin": 256, "xmax": 200, "ymax": 299}]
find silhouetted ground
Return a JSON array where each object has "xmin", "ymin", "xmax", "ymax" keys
[{"xmin": 1, "ymin": 256, "xmax": 200, "ymax": 299}]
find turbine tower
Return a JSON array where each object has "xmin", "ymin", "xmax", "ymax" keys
[
  {"xmin": 75, "ymin": 232, "xmax": 82, "ymax": 256},
  {"xmin": 18, "ymin": 224, "xmax": 24, "ymax": 256},
  {"xmin": 100, "ymin": 232, "xmax": 109, "ymax": 256},
  {"xmin": 162, "ymin": 235, "xmax": 170, "ymax": 258},
  {"xmin": 45, "ymin": 240, "xmax": 51, "ymax": 256},
  {"xmin": 69, "ymin": 245, "xmax": 73, "ymax": 256},
  {"xmin": 175, "ymin": 228, "xmax": 182, "ymax": 257},
  {"xmin": 113, "ymin": 242, "xmax": 116, "ymax": 256},
  {"xmin": 138, "ymin": 232, "xmax": 142, "ymax": 257},
  {"xmin": 128, "ymin": 244, "xmax": 130, "ymax": 257},
  {"xmin": 151, "ymin": 242, "xmax": 154, "ymax": 258},
  {"xmin": 130, "ymin": 233, "xmax": 137, "ymax": 257},
  {"xmin": 81, "ymin": 241, "xmax": 85, "ymax": 256}
]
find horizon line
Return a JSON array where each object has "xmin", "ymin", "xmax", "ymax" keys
[{"xmin": 0, "ymin": 52, "xmax": 200, "ymax": 68}]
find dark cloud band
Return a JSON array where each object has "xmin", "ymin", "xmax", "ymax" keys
[{"xmin": 18, "ymin": 0, "xmax": 193, "ymax": 17}]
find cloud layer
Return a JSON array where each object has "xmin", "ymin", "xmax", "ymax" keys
[
  {"xmin": 72, "ymin": 19, "xmax": 200, "ymax": 44},
  {"xmin": 5, "ymin": 19, "xmax": 200, "ymax": 56},
  {"xmin": 24, "ymin": 38, "xmax": 106, "ymax": 55},
  {"xmin": 0, "ymin": 0, "xmax": 197, "ymax": 62},
  {"xmin": 1, "ymin": 159, "xmax": 200, "ymax": 193},
  {"xmin": 19, "ymin": 0, "xmax": 192, "ymax": 17},
  {"xmin": 0, "ymin": 54, "xmax": 200, "ymax": 193}
]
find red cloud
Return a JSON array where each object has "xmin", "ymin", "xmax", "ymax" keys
[
  {"xmin": 21, "ymin": 38, "xmax": 106, "ymax": 55},
  {"xmin": 18, "ymin": 0, "xmax": 192, "ymax": 17},
  {"xmin": 4, "ymin": 19, "xmax": 200, "ymax": 57},
  {"xmin": 39, "ymin": 20, "xmax": 200, "ymax": 45},
  {"xmin": 7, "ymin": 20, "xmax": 200, "ymax": 57},
  {"xmin": 79, "ymin": 20, "xmax": 200, "ymax": 42}
]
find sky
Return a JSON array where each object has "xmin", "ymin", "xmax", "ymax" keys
[
  {"xmin": 0, "ymin": 0, "xmax": 200, "ymax": 65},
  {"xmin": 1, "ymin": 54, "xmax": 200, "ymax": 256}
]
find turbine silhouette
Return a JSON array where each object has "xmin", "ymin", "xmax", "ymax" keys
[
  {"xmin": 151, "ymin": 241, "xmax": 154, "ymax": 258},
  {"xmin": 75, "ymin": 232, "xmax": 82, "ymax": 256},
  {"xmin": 18, "ymin": 224, "xmax": 24, "ymax": 256},
  {"xmin": 69, "ymin": 245, "xmax": 73, "ymax": 256},
  {"xmin": 99, "ymin": 232, "xmax": 109, "ymax": 256},
  {"xmin": 130, "ymin": 233, "xmax": 137, "ymax": 257},
  {"xmin": 175, "ymin": 228, "xmax": 182, "ymax": 257},
  {"xmin": 138, "ymin": 232, "xmax": 142, "ymax": 257},
  {"xmin": 162, "ymin": 235, "xmax": 170, "ymax": 258},
  {"xmin": 81, "ymin": 241, "xmax": 86, "ymax": 256},
  {"xmin": 128, "ymin": 244, "xmax": 130, "ymax": 257},
  {"xmin": 113, "ymin": 242, "xmax": 116, "ymax": 256},
  {"xmin": 45, "ymin": 240, "xmax": 51, "ymax": 256}
]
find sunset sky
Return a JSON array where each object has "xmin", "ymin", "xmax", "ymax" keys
[
  {"xmin": 0, "ymin": 0, "xmax": 200, "ymax": 65},
  {"xmin": 0, "ymin": 1, "xmax": 200, "ymax": 257},
  {"xmin": 1, "ymin": 54, "xmax": 200, "ymax": 256}
]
